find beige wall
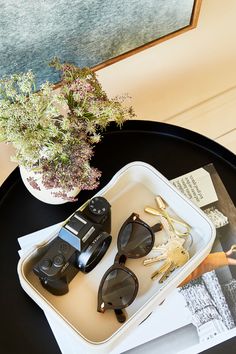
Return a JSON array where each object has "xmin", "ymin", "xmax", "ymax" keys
[
  {"xmin": 1, "ymin": 0, "xmax": 236, "ymax": 185},
  {"xmin": 98, "ymin": 0, "xmax": 236, "ymax": 121}
]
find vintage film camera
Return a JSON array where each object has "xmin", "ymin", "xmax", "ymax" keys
[{"xmin": 33, "ymin": 196, "xmax": 112, "ymax": 295}]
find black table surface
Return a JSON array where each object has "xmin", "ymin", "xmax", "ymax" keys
[{"xmin": 1, "ymin": 120, "xmax": 235, "ymax": 354}]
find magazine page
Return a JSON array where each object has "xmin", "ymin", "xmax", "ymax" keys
[
  {"xmin": 172, "ymin": 163, "xmax": 236, "ymax": 353},
  {"xmin": 173, "ymin": 163, "xmax": 236, "ymax": 347},
  {"xmin": 119, "ymin": 163, "xmax": 236, "ymax": 354}
]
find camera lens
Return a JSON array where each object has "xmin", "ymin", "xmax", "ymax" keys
[{"xmin": 78, "ymin": 232, "xmax": 112, "ymax": 273}]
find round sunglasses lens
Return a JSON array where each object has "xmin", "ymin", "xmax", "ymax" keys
[
  {"xmin": 102, "ymin": 269, "xmax": 137, "ymax": 308},
  {"xmin": 118, "ymin": 222, "xmax": 153, "ymax": 257}
]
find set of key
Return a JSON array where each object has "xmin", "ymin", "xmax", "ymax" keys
[{"xmin": 143, "ymin": 196, "xmax": 191, "ymax": 283}]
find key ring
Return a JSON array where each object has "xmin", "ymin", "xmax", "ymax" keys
[{"xmin": 145, "ymin": 196, "xmax": 190, "ymax": 238}]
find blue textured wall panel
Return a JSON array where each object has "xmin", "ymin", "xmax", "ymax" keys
[{"xmin": 0, "ymin": 0, "xmax": 194, "ymax": 86}]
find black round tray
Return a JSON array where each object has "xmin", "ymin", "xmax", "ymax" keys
[{"xmin": 1, "ymin": 120, "xmax": 235, "ymax": 354}]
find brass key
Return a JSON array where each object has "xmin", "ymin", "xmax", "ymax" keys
[{"xmin": 144, "ymin": 239, "xmax": 189, "ymax": 282}]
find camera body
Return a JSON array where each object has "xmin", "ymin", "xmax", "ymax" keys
[{"xmin": 33, "ymin": 196, "xmax": 112, "ymax": 295}]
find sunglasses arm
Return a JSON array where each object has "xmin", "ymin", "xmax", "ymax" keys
[
  {"xmin": 151, "ymin": 222, "xmax": 162, "ymax": 233},
  {"xmin": 114, "ymin": 309, "xmax": 126, "ymax": 323}
]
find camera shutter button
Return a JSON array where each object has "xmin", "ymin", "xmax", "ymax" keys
[{"xmin": 53, "ymin": 254, "xmax": 65, "ymax": 267}]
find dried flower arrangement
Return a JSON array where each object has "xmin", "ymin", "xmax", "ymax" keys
[{"xmin": 0, "ymin": 59, "xmax": 135, "ymax": 201}]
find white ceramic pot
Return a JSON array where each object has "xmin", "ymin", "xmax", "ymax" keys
[{"xmin": 19, "ymin": 166, "xmax": 80, "ymax": 204}]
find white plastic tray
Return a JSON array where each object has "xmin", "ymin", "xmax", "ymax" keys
[{"xmin": 17, "ymin": 161, "xmax": 216, "ymax": 353}]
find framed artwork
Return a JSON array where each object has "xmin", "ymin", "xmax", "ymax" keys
[{"xmin": 0, "ymin": 0, "xmax": 202, "ymax": 86}]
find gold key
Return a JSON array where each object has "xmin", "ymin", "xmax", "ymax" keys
[
  {"xmin": 151, "ymin": 259, "xmax": 172, "ymax": 280},
  {"xmin": 144, "ymin": 239, "xmax": 189, "ymax": 282},
  {"xmin": 159, "ymin": 263, "xmax": 176, "ymax": 283},
  {"xmin": 143, "ymin": 253, "xmax": 167, "ymax": 266},
  {"xmin": 168, "ymin": 244, "xmax": 189, "ymax": 267},
  {"xmin": 144, "ymin": 239, "xmax": 188, "ymax": 265}
]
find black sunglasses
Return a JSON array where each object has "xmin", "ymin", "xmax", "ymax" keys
[{"xmin": 97, "ymin": 213, "xmax": 162, "ymax": 323}]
